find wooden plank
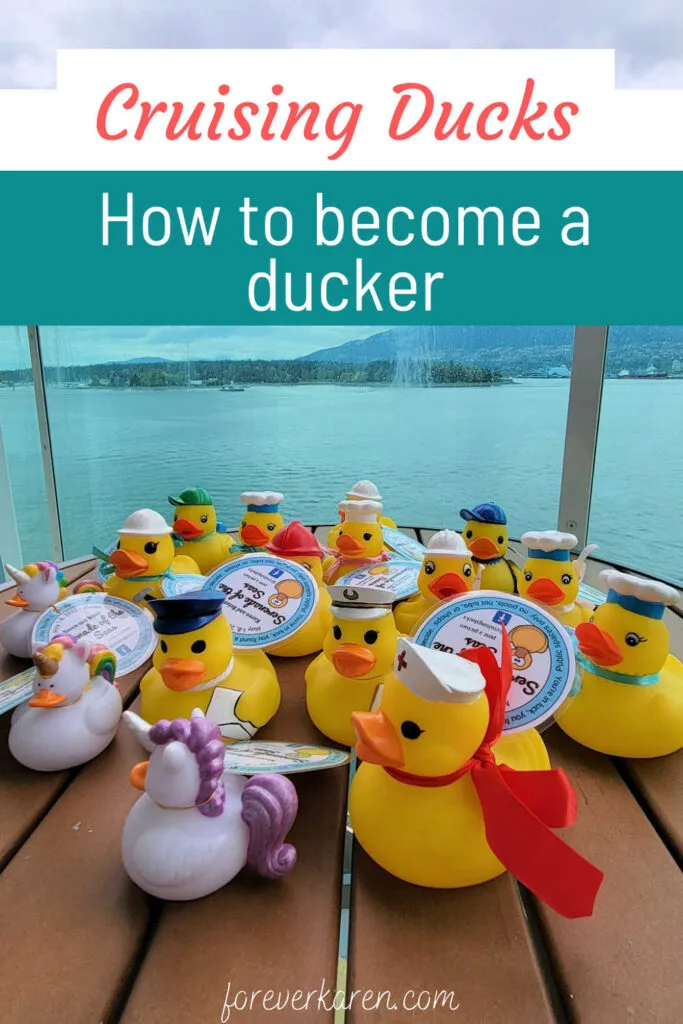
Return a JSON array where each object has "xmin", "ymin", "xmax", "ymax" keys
[
  {"xmin": 120, "ymin": 655, "xmax": 349, "ymax": 1024},
  {"xmin": 536, "ymin": 729, "xmax": 683, "ymax": 1023},
  {"xmin": 349, "ymin": 850, "xmax": 554, "ymax": 1024},
  {"xmin": 0, "ymin": 715, "xmax": 151, "ymax": 1024}
]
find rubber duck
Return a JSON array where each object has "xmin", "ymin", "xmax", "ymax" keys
[
  {"xmin": 459, "ymin": 503, "xmax": 519, "ymax": 593},
  {"xmin": 557, "ymin": 570, "xmax": 683, "ymax": 757},
  {"xmin": 324, "ymin": 500, "xmax": 391, "ymax": 585},
  {"xmin": 122, "ymin": 708, "xmax": 297, "ymax": 900},
  {"xmin": 518, "ymin": 531, "xmax": 598, "ymax": 628},
  {"xmin": 81, "ymin": 510, "xmax": 200, "ymax": 605},
  {"xmin": 9, "ymin": 635, "xmax": 121, "ymax": 771},
  {"xmin": 305, "ymin": 585, "xmax": 398, "ymax": 746},
  {"xmin": 168, "ymin": 487, "xmax": 234, "ymax": 573},
  {"xmin": 0, "ymin": 561, "xmax": 68, "ymax": 659},
  {"xmin": 327, "ymin": 480, "xmax": 397, "ymax": 547},
  {"xmin": 234, "ymin": 492, "xmax": 285, "ymax": 552},
  {"xmin": 263, "ymin": 520, "xmax": 332, "ymax": 657},
  {"xmin": 349, "ymin": 635, "xmax": 604, "ymax": 918},
  {"xmin": 394, "ymin": 531, "xmax": 478, "ymax": 636},
  {"xmin": 140, "ymin": 591, "xmax": 281, "ymax": 741}
]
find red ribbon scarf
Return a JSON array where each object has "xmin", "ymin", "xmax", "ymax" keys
[{"xmin": 385, "ymin": 629, "xmax": 604, "ymax": 919}]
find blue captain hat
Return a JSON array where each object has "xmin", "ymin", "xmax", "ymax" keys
[
  {"xmin": 147, "ymin": 590, "xmax": 226, "ymax": 634},
  {"xmin": 459, "ymin": 502, "xmax": 507, "ymax": 526}
]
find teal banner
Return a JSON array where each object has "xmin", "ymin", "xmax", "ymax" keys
[{"xmin": 0, "ymin": 171, "xmax": 680, "ymax": 323}]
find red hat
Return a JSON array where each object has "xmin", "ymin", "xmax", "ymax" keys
[{"xmin": 265, "ymin": 520, "xmax": 323, "ymax": 558}]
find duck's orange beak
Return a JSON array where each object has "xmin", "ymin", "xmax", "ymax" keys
[
  {"xmin": 331, "ymin": 643, "xmax": 377, "ymax": 678},
  {"xmin": 352, "ymin": 710, "xmax": 404, "ymax": 768},
  {"xmin": 109, "ymin": 549, "xmax": 148, "ymax": 578},
  {"xmin": 575, "ymin": 622, "xmax": 623, "ymax": 667},
  {"xmin": 174, "ymin": 517, "xmax": 203, "ymax": 540},
  {"xmin": 336, "ymin": 533, "xmax": 365, "ymax": 555},
  {"xmin": 241, "ymin": 524, "xmax": 269, "ymax": 547},
  {"xmin": 527, "ymin": 578, "xmax": 565, "ymax": 606},
  {"xmin": 6, "ymin": 594, "xmax": 30, "ymax": 608},
  {"xmin": 29, "ymin": 688, "xmax": 66, "ymax": 708},
  {"xmin": 468, "ymin": 536, "xmax": 499, "ymax": 559},
  {"xmin": 130, "ymin": 761, "xmax": 149, "ymax": 790},
  {"xmin": 428, "ymin": 572, "xmax": 468, "ymax": 600},
  {"xmin": 159, "ymin": 658, "xmax": 206, "ymax": 691}
]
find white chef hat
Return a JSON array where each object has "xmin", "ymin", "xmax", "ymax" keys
[
  {"xmin": 601, "ymin": 569, "xmax": 679, "ymax": 619},
  {"xmin": 347, "ymin": 480, "xmax": 382, "ymax": 501},
  {"xmin": 426, "ymin": 530, "xmax": 469, "ymax": 558},
  {"xmin": 328, "ymin": 584, "xmax": 396, "ymax": 620},
  {"xmin": 522, "ymin": 531, "xmax": 577, "ymax": 559},
  {"xmin": 117, "ymin": 509, "xmax": 173, "ymax": 537},
  {"xmin": 240, "ymin": 492, "xmax": 284, "ymax": 511},
  {"xmin": 338, "ymin": 499, "xmax": 382, "ymax": 524},
  {"xmin": 395, "ymin": 638, "xmax": 486, "ymax": 704}
]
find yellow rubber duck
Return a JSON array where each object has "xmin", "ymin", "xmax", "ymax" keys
[
  {"xmin": 140, "ymin": 591, "xmax": 280, "ymax": 742},
  {"xmin": 350, "ymin": 635, "xmax": 604, "ymax": 918},
  {"xmin": 83, "ymin": 510, "xmax": 200, "ymax": 605},
  {"xmin": 459, "ymin": 503, "xmax": 519, "ymax": 593},
  {"xmin": 518, "ymin": 531, "xmax": 598, "ymax": 629},
  {"xmin": 235, "ymin": 491, "xmax": 285, "ymax": 552},
  {"xmin": 305, "ymin": 585, "xmax": 398, "ymax": 746},
  {"xmin": 395, "ymin": 530, "xmax": 478, "ymax": 636},
  {"xmin": 327, "ymin": 480, "xmax": 396, "ymax": 548},
  {"xmin": 557, "ymin": 570, "xmax": 683, "ymax": 757},
  {"xmin": 263, "ymin": 520, "xmax": 332, "ymax": 657},
  {"xmin": 324, "ymin": 500, "xmax": 391, "ymax": 585},
  {"xmin": 168, "ymin": 487, "xmax": 234, "ymax": 573}
]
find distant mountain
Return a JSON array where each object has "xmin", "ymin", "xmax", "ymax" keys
[
  {"xmin": 123, "ymin": 356, "xmax": 178, "ymax": 365},
  {"xmin": 299, "ymin": 326, "xmax": 683, "ymax": 375}
]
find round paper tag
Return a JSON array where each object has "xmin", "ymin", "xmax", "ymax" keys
[
  {"xmin": 95, "ymin": 542, "xmax": 117, "ymax": 583},
  {"xmin": 381, "ymin": 527, "xmax": 426, "ymax": 562},
  {"xmin": 338, "ymin": 558, "xmax": 420, "ymax": 600},
  {"xmin": 223, "ymin": 741, "xmax": 350, "ymax": 775},
  {"xmin": 413, "ymin": 591, "xmax": 576, "ymax": 734},
  {"xmin": 32, "ymin": 593, "xmax": 157, "ymax": 677},
  {"xmin": 161, "ymin": 573, "xmax": 207, "ymax": 597},
  {"xmin": 204, "ymin": 554, "xmax": 318, "ymax": 649}
]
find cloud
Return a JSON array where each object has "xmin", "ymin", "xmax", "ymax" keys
[{"xmin": 0, "ymin": 0, "xmax": 682, "ymax": 88}]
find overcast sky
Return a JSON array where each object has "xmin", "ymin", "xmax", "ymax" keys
[{"xmin": 0, "ymin": 1, "xmax": 680, "ymax": 366}]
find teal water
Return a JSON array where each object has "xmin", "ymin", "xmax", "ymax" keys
[{"xmin": 0, "ymin": 378, "xmax": 681, "ymax": 586}]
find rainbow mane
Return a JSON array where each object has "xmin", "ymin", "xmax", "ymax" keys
[
  {"xmin": 149, "ymin": 717, "xmax": 226, "ymax": 817},
  {"xmin": 48, "ymin": 634, "xmax": 117, "ymax": 683},
  {"xmin": 26, "ymin": 560, "xmax": 68, "ymax": 599}
]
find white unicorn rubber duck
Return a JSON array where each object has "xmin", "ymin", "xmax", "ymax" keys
[
  {"xmin": 0, "ymin": 561, "xmax": 67, "ymax": 659},
  {"xmin": 122, "ymin": 708, "xmax": 298, "ymax": 901},
  {"xmin": 9, "ymin": 635, "xmax": 121, "ymax": 771}
]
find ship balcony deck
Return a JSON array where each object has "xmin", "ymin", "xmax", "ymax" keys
[{"xmin": 0, "ymin": 528, "xmax": 682, "ymax": 1024}]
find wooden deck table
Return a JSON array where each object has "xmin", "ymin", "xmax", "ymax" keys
[{"xmin": 1, "ymin": 532, "xmax": 682, "ymax": 1023}]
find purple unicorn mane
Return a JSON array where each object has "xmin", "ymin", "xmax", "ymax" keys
[
  {"xmin": 241, "ymin": 774, "xmax": 298, "ymax": 878},
  {"xmin": 148, "ymin": 717, "xmax": 226, "ymax": 817}
]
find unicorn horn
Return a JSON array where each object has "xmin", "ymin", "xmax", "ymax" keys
[{"xmin": 5, "ymin": 564, "xmax": 29, "ymax": 585}]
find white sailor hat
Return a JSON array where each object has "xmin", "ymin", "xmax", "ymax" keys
[
  {"xmin": 240, "ymin": 491, "xmax": 284, "ymax": 511},
  {"xmin": 522, "ymin": 530, "xmax": 577, "ymax": 562},
  {"xmin": 328, "ymin": 584, "xmax": 396, "ymax": 620},
  {"xmin": 117, "ymin": 509, "xmax": 173, "ymax": 537},
  {"xmin": 601, "ymin": 570, "xmax": 679, "ymax": 620},
  {"xmin": 426, "ymin": 530, "xmax": 469, "ymax": 558},
  {"xmin": 338, "ymin": 499, "xmax": 382, "ymax": 524},
  {"xmin": 394, "ymin": 638, "xmax": 486, "ymax": 704},
  {"xmin": 346, "ymin": 480, "xmax": 382, "ymax": 502}
]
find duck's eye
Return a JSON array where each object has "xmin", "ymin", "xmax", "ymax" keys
[
  {"xmin": 241, "ymin": 520, "xmax": 247, "ymax": 528},
  {"xmin": 424, "ymin": 560, "xmax": 436, "ymax": 575},
  {"xmin": 625, "ymin": 632, "xmax": 647, "ymax": 647},
  {"xmin": 401, "ymin": 720, "xmax": 424, "ymax": 740},
  {"xmin": 160, "ymin": 640, "xmax": 168, "ymax": 653},
  {"xmin": 561, "ymin": 573, "xmax": 573, "ymax": 585},
  {"xmin": 497, "ymin": 535, "xmax": 504, "ymax": 545},
  {"xmin": 302, "ymin": 562, "xmax": 312, "ymax": 572},
  {"xmin": 364, "ymin": 629, "xmax": 379, "ymax": 645},
  {"xmin": 191, "ymin": 639, "xmax": 206, "ymax": 654},
  {"xmin": 200, "ymin": 515, "xmax": 208, "ymax": 524},
  {"xmin": 116, "ymin": 541, "xmax": 120, "ymax": 549},
  {"xmin": 466, "ymin": 529, "xmax": 473, "ymax": 539},
  {"xmin": 463, "ymin": 564, "xmax": 472, "ymax": 577},
  {"xmin": 144, "ymin": 541, "xmax": 158, "ymax": 554},
  {"xmin": 267, "ymin": 523, "xmax": 276, "ymax": 531},
  {"xmin": 333, "ymin": 625, "xmax": 342, "ymax": 640},
  {"xmin": 363, "ymin": 532, "xmax": 372, "ymax": 541},
  {"xmin": 524, "ymin": 571, "xmax": 532, "ymax": 582}
]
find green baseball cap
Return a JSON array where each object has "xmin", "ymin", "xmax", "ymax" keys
[{"xmin": 168, "ymin": 486, "xmax": 213, "ymax": 507}]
